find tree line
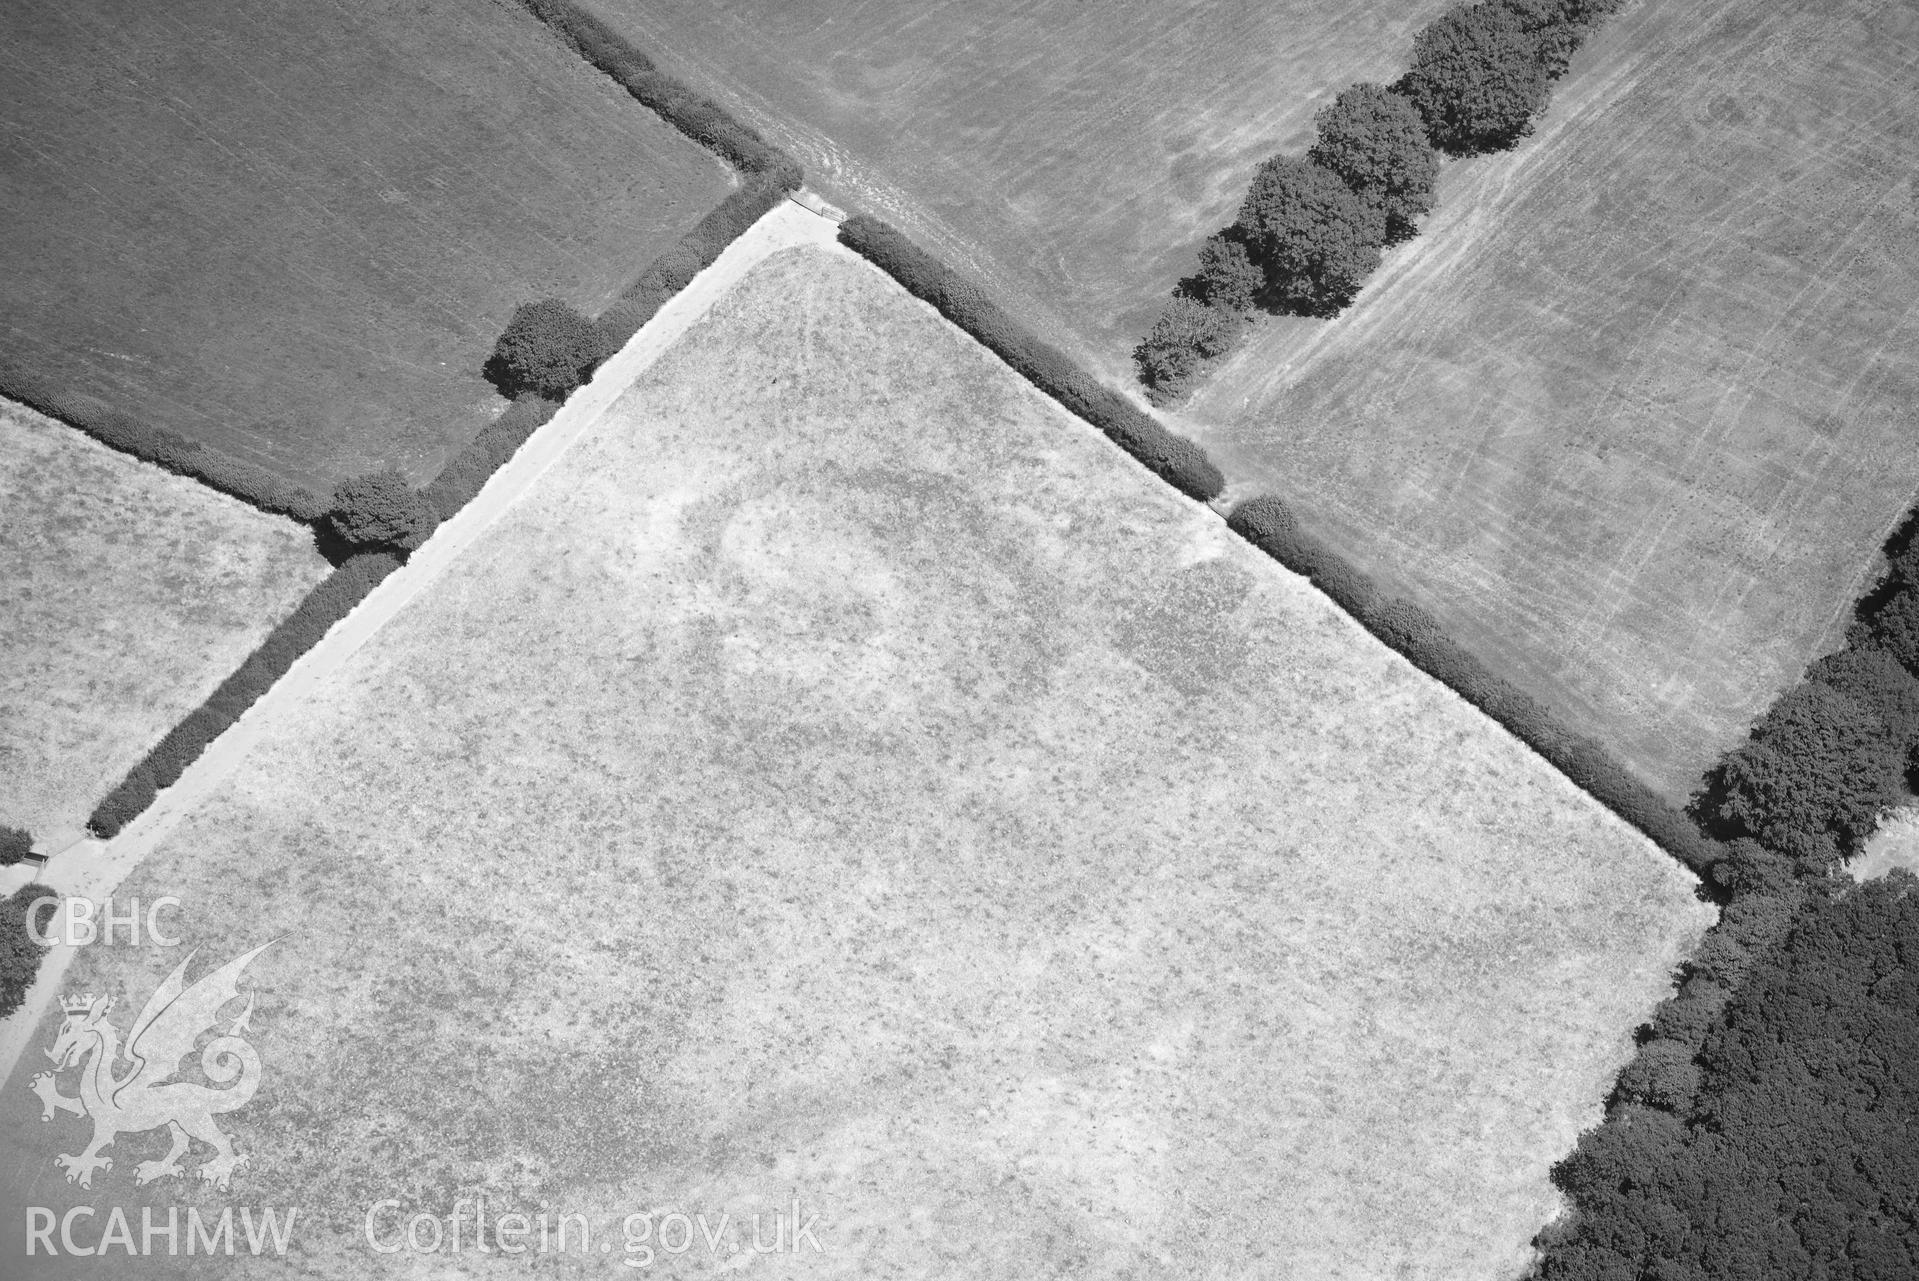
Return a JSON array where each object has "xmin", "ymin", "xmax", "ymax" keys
[
  {"xmin": 1535, "ymin": 518, "xmax": 1919, "ymax": 1279},
  {"xmin": 1540, "ymin": 868, "xmax": 1919, "ymax": 1281},
  {"xmin": 1697, "ymin": 532, "xmax": 1919, "ymax": 869},
  {"xmin": 1135, "ymin": 0, "xmax": 1626, "ymax": 400}
]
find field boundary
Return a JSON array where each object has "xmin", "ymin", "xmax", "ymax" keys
[
  {"xmin": 509, "ymin": 0, "xmax": 804, "ymax": 350},
  {"xmin": 1226, "ymin": 495, "xmax": 1721, "ymax": 873},
  {"xmin": 1535, "ymin": 496, "xmax": 1919, "ymax": 1274},
  {"xmin": 0, "ymin": 200, "xmax": 843, "ymax": 1087},
  {"xmin": 80, "ymin": 191, "xmax": 814, "ymax": 840},
  {"xmin": 72, "ymin": 5, "xmax": 806, "ymax": 837},
  {"xmin": 2, "ymin": 0, "xmax": 799, "ymax": 520},
  {"xmin": 0, "ymin": 367, "xmax": 330, "ymax": 519},
  {"xmin": 837, "ymin": 216, "xmax": 1224, "ymax": 502},
  {"xmin": 1134, "ymin": 0, "xmax": 1629, "ymax": 399},
  {"xmin": 836, "ymin": 212, "xmax": 1718, "ymax": 878}
]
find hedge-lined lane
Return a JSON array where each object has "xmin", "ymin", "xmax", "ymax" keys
[{"xmin": 83, "ymin": 3, "xmax": 803, "ymax": 839}]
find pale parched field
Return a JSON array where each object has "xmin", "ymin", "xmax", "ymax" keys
[
  {"xmin": 0, "ymin": 250, "xmax": 1709, "ymax": 1279},
  {"xmin": 583, "ymin": 0, "xmax": 1452, "ymax": 383},
  {"xmin": 1177, "ymin": 0, "xmax": 1919, "ymax": 800},
  {"xmin": 0, "ymin": 401, "xmax": 326, "ymax": 841}
]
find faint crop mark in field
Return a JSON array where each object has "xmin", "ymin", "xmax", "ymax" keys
[
  {"xmin": 1160, "ymin": 0, "xmax": 1919, "ymax": 791},
  {"xmin": 1111, "ymin": 559, "xmax": 1254, "ymax": 699},
  {"xmin": 1561, "ymin": 23, "xmax": 1919, "ymax": 659}
]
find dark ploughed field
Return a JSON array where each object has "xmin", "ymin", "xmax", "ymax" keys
[{"xmin": 0, "ymin": 0, "xmax": 729, "ymax": 491}]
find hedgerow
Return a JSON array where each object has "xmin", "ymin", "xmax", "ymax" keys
[
  {"xmin": 88, "ymin": 551, "xmax": 401, "ymax": 837},
  {"xmin": 0, "ymin": 362, "xmax": 325, "ymax": 519},
  {"xmin": 595, "ymin": 172, "xmax": 795, "ymax": 348},
  {"xmin": 0, "ymin": 826, "xmax": 32, "ymax": 866},
  {"xmin": 0, "ymin": 884, "xmax": 59, "ymax": 1021},
  {"xmin": 1226, "ymin": 494, "xmax": 1722, "ymax": 874},
  {"xmin": 512, "ymin": 0, "xmax": 800, "ymax": 186},
  {"xmin": 1226, "ymin": 496, "xmax": 1381, "ymax": 618},
  {"xmin": 71, "ymin": 0, "xmax": 805, "ymax": 841},
  {"xmin": 838, "ymin": 215, "xmax": 1224, "ymax": 503},
  {"xmin": 423, "ymin": 395, "xmax": 559, "ymax": 520}
]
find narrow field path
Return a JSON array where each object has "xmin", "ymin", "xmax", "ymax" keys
[{"xmin": 0, "ymin": 197, "xmax": 841, "ymax": 1083}]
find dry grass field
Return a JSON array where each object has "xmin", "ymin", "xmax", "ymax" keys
[
  {"xmin": 1177, "ymin": 0, "xmax": 1919, "ymax": 800},
  {"xmin": 0, "ymin": 400, "xmax": 326, "ymax": 843},
  {"xmin": 0, "ymin": 0, "xmax": 729, "ymax": 492},
  {"xmin": 583, "ymin": 0, "xmax": 1451, "ymax": 379},
  {"xmin": 0, "ymin": 249, "xmax": 1709, "ymax": 1279}
]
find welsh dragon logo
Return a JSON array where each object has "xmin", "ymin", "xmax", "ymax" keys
[{"xmin": 28, "ymin": 942, "xmax": 273, "ymax": 1191}]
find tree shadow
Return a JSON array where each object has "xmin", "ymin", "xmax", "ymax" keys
[{"xmin": 310, "ymin": 517, "xmax": 360, "ymax": 568}]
